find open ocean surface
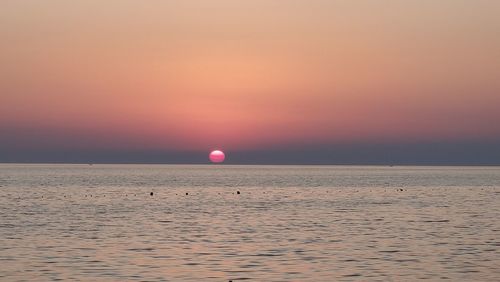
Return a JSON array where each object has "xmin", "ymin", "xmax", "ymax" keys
[{"xmin": 0, "ymin": 164, "xmax": 499, "ymax": 281}]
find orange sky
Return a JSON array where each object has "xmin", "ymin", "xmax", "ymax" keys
[{"xmin": 1, "ymin": 1, "xmax": 500, "ymax": 152}]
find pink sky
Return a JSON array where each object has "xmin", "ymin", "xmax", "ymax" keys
[{"xmin": 1, "ymin": 1, "xmax": 500, "ymax": 153}]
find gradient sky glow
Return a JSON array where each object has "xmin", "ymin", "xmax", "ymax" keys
[{"xmin": 1, "ymin": 1, "xmax": 500, "ymax": 163}]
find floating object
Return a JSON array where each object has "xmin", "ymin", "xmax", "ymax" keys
[
  {"xmin": 150, "ymin": 192, "xmax": 154, "ymax": 196},
  {"xmin": 237, "ymin": 191, "xmax": 240, "ymax": 195}
]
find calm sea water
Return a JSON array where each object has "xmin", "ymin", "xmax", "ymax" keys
[{"xmin": 0, "ymin": 164, "xmax": 499, "ymax": 281}]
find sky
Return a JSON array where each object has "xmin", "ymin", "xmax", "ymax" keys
[{"xmin": 1, "ymin": 1, "xmax": 500, "ymax": 164}]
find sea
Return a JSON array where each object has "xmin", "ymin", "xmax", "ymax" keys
[{"xmin": 0, "ymin": 164, "xmax": 499, "ymax": 281}]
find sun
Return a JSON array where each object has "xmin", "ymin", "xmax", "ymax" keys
[{"xmin": 209, "ymin": 150, "xmax": 225, "ymax": 163}]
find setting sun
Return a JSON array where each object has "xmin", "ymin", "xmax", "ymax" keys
[{"xmin": 209, "ymin": 150, "xmax": 225, "ymax": 163}]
